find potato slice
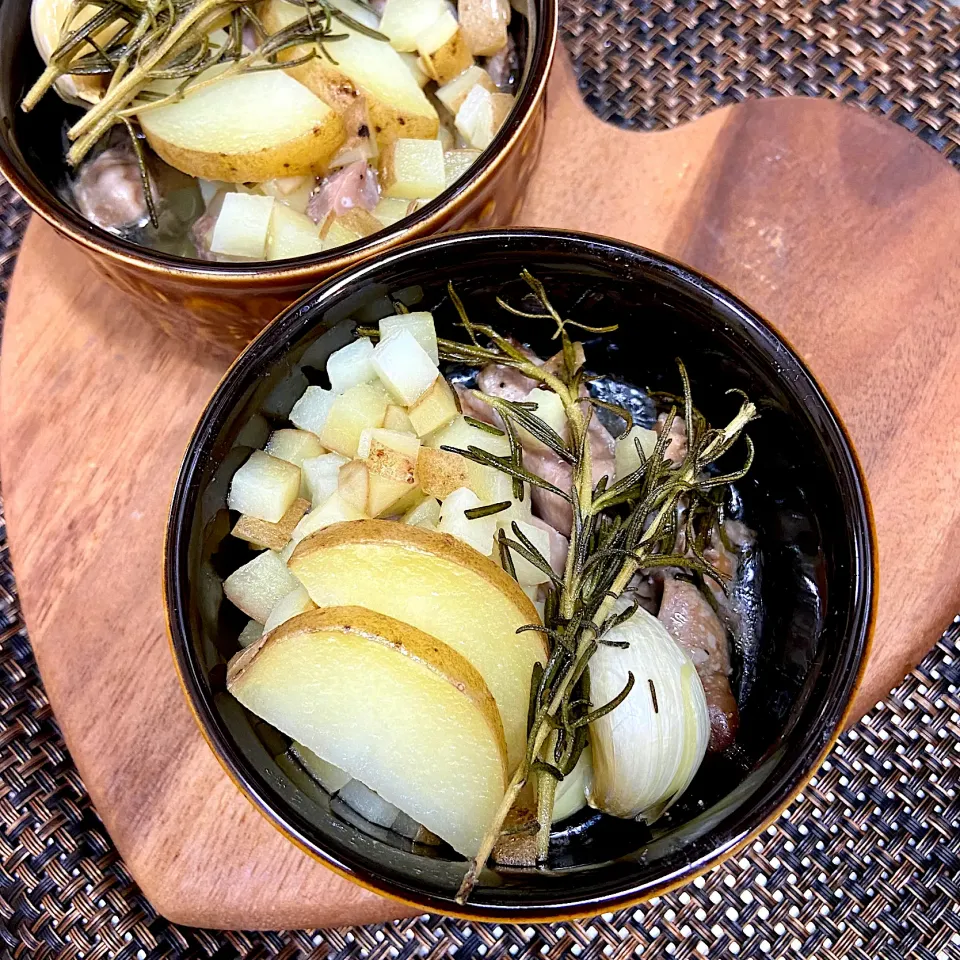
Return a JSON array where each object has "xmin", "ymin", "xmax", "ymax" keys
[
  {"xmin": 383, "ymin": 404, "xmax": 416, "ymax": 433},
  {"xmin": 263, "ymin": 585, "xmax": 317, "ymax": 633},
  {"xmin": 436, "ymin": 66, "xmax": 497, "ymax": 114},
  {"xmin": 458, "ymin": 0, "xmax": 511, "ymax": 56},
  {"xmin": 403, "ymin": 496, "xmax": 441, "ymax": 529},
  {"xmin": 267, "ymin": 203, "xmax": 324, "ymax": 260},
  {"xmin": 139, "ymin": 67, "xmax": 346, "ymax": 182},
  {"xmin": 290, "ymin": 386, "xmax": 336, "ymax": 436},
  {"xmin": 379, "ymin": 0, "xmax": 448, "ymax": 51},
  {"xmin": 444, "ymin": 148, "xmax": 482, "ymax": 186},
  {"xmin": 301, "ymin": 452, "xmax": 349, "ymax": 505},
  {"xmin": 337, "ymin": 460, "xmax": 370, "ymax": 511},
  {"xmin": 289, "ymin": 520, "xmax": 545, "ymax": 770},
  {"xmin": 379, "ymin": 138, "xmax": 446, "ymax": 200},
  {"xmin": 496, "ymin": 517, "xmax": 552, "ymax": 586},
  {"xmin": 265, "ymin": 429, "xmax": 325, "ymax": 467},
  {"xmin": 438, "ymin": 486, "xmax": 497, "ymax": 555},
  {"xmin": 327, "ymin": 337, "xmax": 377, "ymax": 393},
  {"xmin": 224, "ymin": 549, "xmax": 301, "ymax": 623},
  {"xmin": 290, "ymin": 742, "xmax": 352, "ymax": 793},
  {"xmin": 399, "ymin": 51, "xmax": 430, "ymax": 88},
  {"xmin": 232, "ymin": 497, "xmax": 311, "ymax": 551},
  {"xmin": 407, "ymin": 375, "xmax": 459, "ymax": 436},
  {"xmin": 372, "ymin": 329, "xmax": 440, "ymax": 404},
  {"xmin": 418, "ymin": 21, "xmax": 474, "ymax": 85},
  {"xmin": 379, "ymin": 311, "xmax": 439, "ymax": 364},
  {"xmin": 228, "ymin": 450, "xmax": 301, "ymax": 524},
  {"xmin": 227, "ymin": 605, "xmax": 507, "ymax": 857},
  {"xmin": 210, "ymin": 193, "xmax": 274, "ymax": 259},
  {"xmin": 261, "ymin": 0, "xmax": 439, "ymax": 146},
  {"xmin": 319, "ymin": 382, "xmax": 391, "ymax": 457},
  {"xmin": 615, "ymin": 424, "xmax": 658, "ymax": 480},
  {"xmin": 291, "ymin": 491, "xmax": 369, "ymax": 544}
]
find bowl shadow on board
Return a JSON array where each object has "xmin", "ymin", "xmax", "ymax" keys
[{"xmin": 166, "ymin": 229, "xmax": 874, "ymax": 920}]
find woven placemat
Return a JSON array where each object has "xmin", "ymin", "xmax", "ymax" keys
[{"xmin": 2, "ymin": 1, "xmax": 960, "ymax": 957}]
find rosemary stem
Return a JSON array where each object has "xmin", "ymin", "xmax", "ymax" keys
[
  {"xmin": 67, "ymin": 0, "xmax": 237, "ymax": 147},
  {"xmin": 534, "ymin": 766, "xmax": 557, "ymax": 862},
  {"xmin": 22, "ymin": 64, "xmax": 63, "ymax": 113}
]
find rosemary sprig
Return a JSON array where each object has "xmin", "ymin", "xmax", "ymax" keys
[{"xmin": 432, "ymin": 272, "xmax": 758, "ymax": 903}]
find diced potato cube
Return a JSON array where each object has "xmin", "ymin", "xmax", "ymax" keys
[
  {"xmin": 518, "ymin": 387, "xmax": 567, "ymax": 454},
  {"xmin": 379, "ymin": 311, "xmax": 439, "ymax": 364},
  {"xmin": 232, "ymin": 497, "xmax": 311, "ymax": 551},
  {"xmin": 366, "ymin": 433, "xmax": 421, "ymax": 480},
  {"xmin": 416, "ymin": 446, "xmax": 470, "ymax": 498},
  {"xmin": 455, "ymin": 86, "xmax": 514, "ymax": 150},
  {"xmin": 615, "ymin": 425, "xmax": 659, "ymax": 479},
  {"xmin": 322, "ymin": 218, "xmax": 364, "ymax": 251},
  {"xmin": 319, "ymin": 382, "xmax": 391, "ymax": 457},
  {"xmin": 438, "ymin": 486, "xmax": 496, "ymax": 555},
  {"xmin": 496, "ymin": 517, "xmax": 552, "ymax": 586},
  {"xmin": 408, "ymin": 375, "xmax": 458, "ymax": 436},
  {"xmin": 290, "ymin": 386, "xmax": 336, "ymax": 436},
  {"xmin": 471, "ymin": 461, "xmax": 517, "ymax": 503},
  {"xmin": 379, "ymin": 138, "xmax": 446, "ymax": 200},
  {"xmin": 436, "ymin": 66, "xmax": 496, "ymax": 114},
  {"xmin": 301, "ymin": 452, "xmax": 349, "ymax": 505},
  {"xmin": 419, "ymin": 25, "xmax": 473, "ymax": 85},
  {"xmin": 267, "ymin": 203, "xmax": 323, "ymax": 260},
  {"xmin": 336, "ymin": 209, "xmax": 384, "ymax": 237},
  {"xmin": 368, "ymin": 471, "xmax": 417, "ymax": 517},
  {"xmin": 371, "ymin": 329, "xmax": 440, "ymax": 406},
  {"xmin": 262, "ymin": 175, "xmax": 313, "ymax": 197},
  {"xmin": 379, "ymin": 0, "xmax": 448, "ymax": 51},
  {"xmin": 372, "ymin": 196, "xmax": 412, "ymax": 227},
  {"xmin": 265, "ymin": 429, "xmax": 325, "ymax": 466},
  {"xmin": 444, "ymin": 148, "xmax": 482, "ymax": 186},
  {"xmin": 437, "ymin": 123, "xmax": 455, "ymax": 152},
  {"xmin": 224, "ymin": 549, "xmax": 300, "ymax": 623},
  {"xmin": 416, "ymin": 10, "xmax": 458, "ymax": 55},
  {"xmin": 400, "ymin": 51, "xmax": 430, "ymax": 87},
  {"xmin": 327, "ymin": 337, "xmax": 377, "ymax": 393},
  {"xmin": 459, "ymin": 0, "xmax": 510, "ymax": 56},
  {"xmin": 358, "ymin": 428, "xmax": 422, "ymax": 461},
  {"xmin": 403, "ymin": 496, "xmax": 441, "ymax": 529},
  {"xmin": 291, "ymin": 492, "xmax": 369, "ymax": 544},
  {"xmin": 228, "ymin": 450, "xmax": 301, "ymax": 523},
  {"xmin": 211, "ymin": 193, "xmax": 275, "ymax": 258},
  {"xmin": 263, "ymin": 585, "xmax": 317, "ymax": 633},
  {"xmin": 426, "ymin": 414, "xmax": 510, "ymax": 457},
  {"xmin": 238, "ymin": 619, "xmax": 264, "ymax": 648},
  {"xmin": 338, "ymin": 460, "xmax": 370, "ymax": 511},
  {"xmin": 384, "ymin": 404, "xmax": 416, "ymax": 433}
]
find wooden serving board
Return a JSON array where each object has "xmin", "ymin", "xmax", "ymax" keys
[{"xmin": 4, "ymin": 51, "xmax": 960, "ymax": 930}]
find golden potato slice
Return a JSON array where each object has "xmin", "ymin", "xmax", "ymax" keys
[
  {"xmin": 138, "ymin": 67, "xmax": 346, "ymax": 182},
  {"xmin": 227, "ymin": 605, "xmax": 507, "ymax": 857},
  {"xmin": 419, "ymin": 25, "xmax": 474, "ymax": 85},
  {"xmin": 261, "ymin": 0, "xmax": 439, "ymax": 146}
]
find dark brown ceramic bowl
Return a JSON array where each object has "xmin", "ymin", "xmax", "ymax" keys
[
  {"xmin": 165, "ymin": 229, "xmax": 874, "ymax": 921},
  {"xmin": 0, "ymin": 0, "xmax": 555, "ymax": 352}
]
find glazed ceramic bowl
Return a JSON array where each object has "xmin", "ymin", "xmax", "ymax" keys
[
  {"xmin": 165, "ymin": 229, "xmax": 874, "ymax": 920},
  {"xmin": 0, "ymin": 0, "xmax": 555, "ymax": 352}
]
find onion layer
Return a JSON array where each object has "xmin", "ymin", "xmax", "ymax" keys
[{"xmin": 586, "ymin": 598, "xmax": 709, "ymax": 821}]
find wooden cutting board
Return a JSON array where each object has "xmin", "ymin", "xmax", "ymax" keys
[{"xmin": 4, "ymin": 51, "xmax": 960, "ymax": 930}]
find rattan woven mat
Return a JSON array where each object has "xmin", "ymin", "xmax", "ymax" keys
[{"xmin": 2, "ymin": 1, "xmax": 960, "ymax": 957}]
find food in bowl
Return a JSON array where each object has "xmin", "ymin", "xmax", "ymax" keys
[
  {"xmin": 24, "ymin": 0, "xmax": 525, "ymax": 259},
  {"xmin": 214, "ymin": 269, "xmax": 760, "ymax": 900}
]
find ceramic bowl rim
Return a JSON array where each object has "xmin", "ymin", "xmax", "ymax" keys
[{"xmin": 164, "ymin": 227, "xmax": 876, "ymax": 921}]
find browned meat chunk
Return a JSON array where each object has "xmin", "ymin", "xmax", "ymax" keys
[
  {"xmin": 656, "ymin": 411, "xmax": 687, "ymax": 465},
  {"xmin": 658, "ymin": 577, "xmax": 738, "ymax": 752},
  {"xmin": 73, "ymin": 145, "xmax": 152, "ymax": 231}
]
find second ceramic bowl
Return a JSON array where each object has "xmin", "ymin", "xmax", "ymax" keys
[
  {"xmin": 0, "ymin": 0, "xmax": 556, "ymax": 351},
  {"xmin": 166, "ymin": 229, "xmax": 874, "ymax": 920}
]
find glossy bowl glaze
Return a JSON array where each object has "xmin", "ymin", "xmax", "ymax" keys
[
  {"xmin": 0, "ymin": 0, "xmax": 555, "ymax": 352},
  {"xmin": 165, "ymin": 229, "xmax": 874, "ymax": 920}
]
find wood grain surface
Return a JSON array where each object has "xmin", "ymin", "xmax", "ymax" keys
[{"xmin": 3, "ymin": 52, "xmax": 960, "ymax": 929}]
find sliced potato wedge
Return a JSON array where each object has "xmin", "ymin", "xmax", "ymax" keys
[
  {"xmin": 138, "ymin": 67, "xmax": 346, "ymax": 182},
  {"xmin": 289, "ymin": 520, "xmax": 545, "ymax": 770},
  {"xmin": 227, "ymin": 605, "xmax": 507, "ymax": 857}
]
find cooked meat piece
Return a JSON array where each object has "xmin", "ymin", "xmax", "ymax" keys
[
  {"xmin": 656, "ymin": 411, "xmax": 687, "ymax": 465},
  {"xmin": 307, "ymin": 160, "xmax": 379, "ymax": 223},
  {"xmin": 657, "ymin": 576, "xmax": 738, "ymax": 752},
  {"xmin": 703, "ymin": 518, "xmax": 755, "ymax": 629},
  {"xmin": 484, "ymin": 34, "xmax": 519, "ymax": 92},
  {"xmin": 72, "ymin": 145, "xmax": 153, "ymax": 231}
]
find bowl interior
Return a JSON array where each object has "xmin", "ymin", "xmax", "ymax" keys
[
  {"xmin": 0, "ymin": 0, "xmax": 548, "ymax": 270},
  {"xmin": 166, "ymin": 230, "xmax": 873, "ymax": 918}
]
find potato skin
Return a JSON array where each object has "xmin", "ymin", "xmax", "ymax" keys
[{"xmin": 143, "ymin": 114, "xmax": 346, "ymax": 183}]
